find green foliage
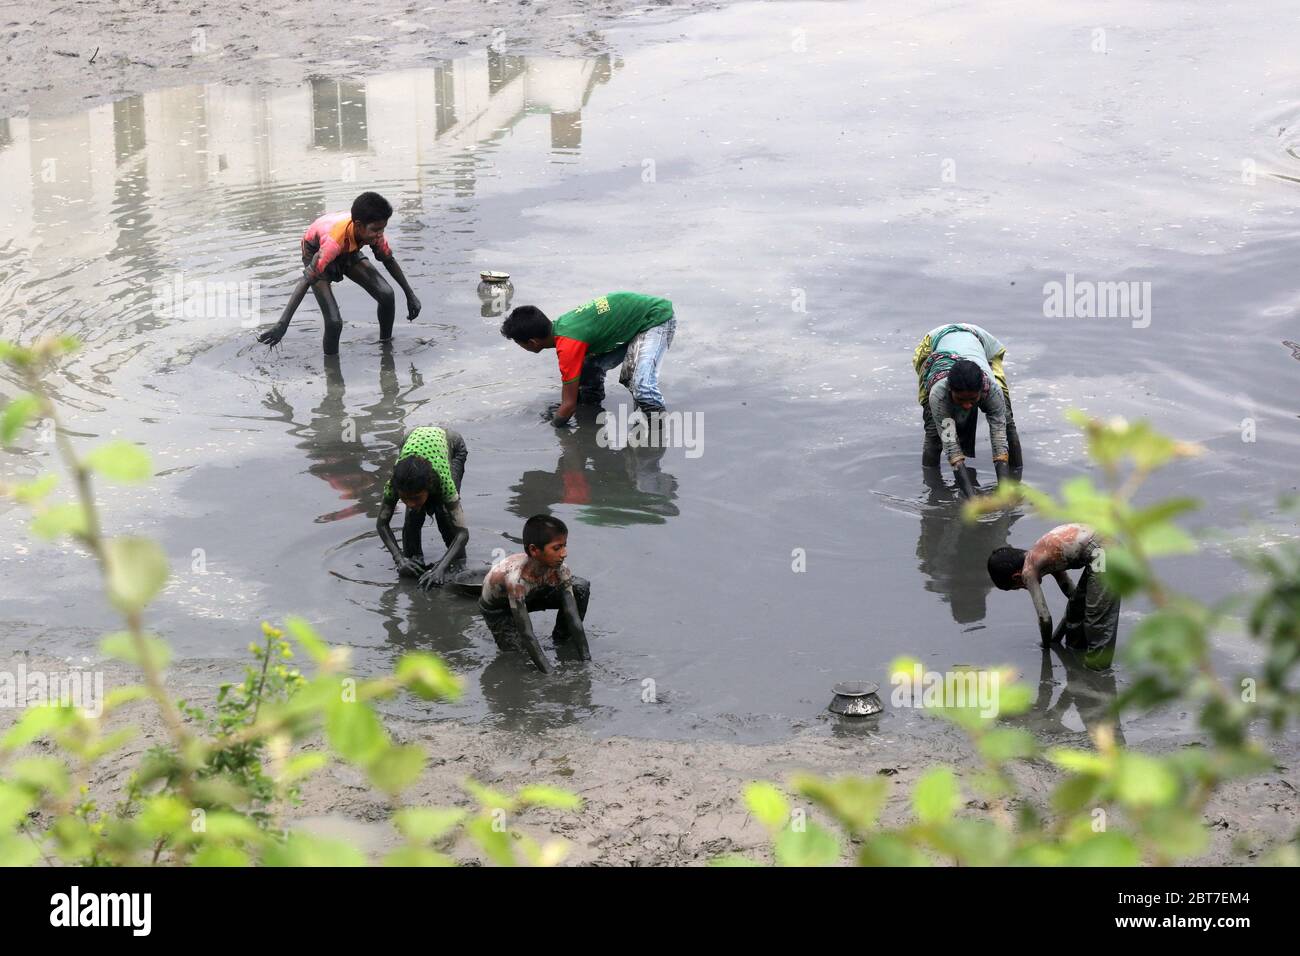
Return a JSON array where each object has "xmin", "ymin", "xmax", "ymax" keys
[
  {"xmin": 737, "ymin": 413, "xmax": 1300, "ymax": 867},
  {"xmin": 0, "ymin": 336, "xmax": 578, "ymax": 867}
]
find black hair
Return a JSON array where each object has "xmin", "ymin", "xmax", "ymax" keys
[
  {"xmin": 392, "ymin": 456, "xmax": 434, "ymax": 497},
  {"xmin": 523, "ymin": 514, "xmax": 568, "ymax": 555},
  {"xmin": 351, "ymin": 191, "xmax": 393, "ymax": 225},
  {"xmin": 948, "ymin": 359, "xmax": 984, "ymax": 394},
  {"xmin": 500, "ymin": 306, "xmax": 552, "ymax": 344},
  {"xmin": 987, "ymin": 546, "xmax": 1027, "ymax": 590}
]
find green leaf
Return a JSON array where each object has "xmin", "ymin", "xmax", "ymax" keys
[
  {"xmin": 325, "ymin": 699, "xmax": 389, "ymax": 767},
  {"xmin": 991, "ymin": 683, "xmax": 1034, "ymax": 718},
  {"xmin": 978, "ymin": 728, "xmax": 1038, "ymax": 763},
  {"xmin": 857, "ymin": 833, "xmax": 931, "ymax": 867},
  {"xmin": 101, "ymin": 631, "xmax": 172, "ymax": 671},
  {"xmin": 264, "ymin": 832, "xmax": 366, "ymax": 867},
  {"xmin": 927, "ymin": 818, "xmax": 1014, "ymax": 865},
  {"xmin": 0, "ymin": 833, "xmax": 41, "ymax": 867},
  {"xmin": 283, "ymin": 616, "xmax": 330, "ymax": 665},
  {"xmin": 0, "ymin": 782, "xmax": 36, "ymax": 829},
  {"xmin": 30, "ymin": 502, "xmax": 89, "ymax": 540},
  {"xmin": 1048, "ymin": 747, "xmax": 1109, "ymax": 776},
  {"xmin": 912, "ymin": 767, "xmax": 960, "ymax": 825},
  {"xmin": 743, "ymin": 782, "xmax": 790, "ymax": 830},
  {"xmin": 1143, "ymin": 808, "xmax": 1209, "ymax": 859},
  {"xmin": 279, "ymin": 753, "xmax": 328, "ymax": 786},
  {"xmin": 366, "ymin": 744, "xmax": 425, "ymax": 796},
  {"xmin": 84, "ymin": 441, "xmax": 152, "ymax": 483},
  {"xmin": 104, "ymin": 537, "xmax": 169, "ymax": 613},
  {"xmin": 791, "ymin": 774, "xmax": 887, "ymax": 835},
  {"xmin": 10, "ymin": 757, "xmax": 70, "ymax": 797},
  {"xmin": 1114, "ymin": 752, "xmax": 1180, "ymax": 808},
  {"xmin": 1064, "ymin": 832, "xmax": 1140, "ymax": 867},
  {"xmin": 11, "ymin": 474, "xmax": 57, "ymax": 504},
  {"xmin": 396, "ymin": 652, "xmax": 462, "ymax": 701},
  {"xmin": 0, "ymin": 394, "xmax": 39, "ymax": 444},
  {"xmin": 383, "ymin": 846, "xmax": 455, "ymax": 867},
  {"xmin": 191, "ymin": 844, "xmax": 250, "ymax": 867},
  {"xmin": 393, "ymin": 808, "xmax": 467, "ymax": 843},
  {"xmin": 200, "ymin": 812, "xmax": 262, "ymax": 843},
  {"xmin": 1136, "ymin": 523, "xmax": 1197, "ymax": 557},
  {"xmin": 773, "ymin": 821, "xmax": 840, "ymax": 867},
  {"xmin": 138, "ymin": 796, "xmax": 192, "ymax": 840},
  {"xmin": 709, "ymin": 854, "xmax": 763, "ymax": 867},
  {"xmin": 466, "ymin": 814, "xmax": 517, "ymax": 867},
  {"xmin": 0, "ymin": 705, "xmax": 75, "ymax": 750},
  {"xmin": 515, "ymin": 786, "xmax": 583, "ymax": 811}
]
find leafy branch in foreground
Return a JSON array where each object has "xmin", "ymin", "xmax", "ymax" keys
[
  {"xmin": 727, "ymin": 413, "xmax": 1298, "ymax": 866},
  {"xmin": 0, "ymin": 335, "xmax": 579, "ymax": 865}
]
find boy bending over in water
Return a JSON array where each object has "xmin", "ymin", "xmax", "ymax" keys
[
  {"xmin": 479, "ymin": 515, "xmax": 591, "ymax": 673},
  {"xmin": 987, "ymin": 523, "xmax": 1119, "ymax": 670},
  {"xmin": 376, "ymin": 426, "xmax": 469, "ymax": 589},
  {"xmin": 258, "ymin": 191, "xmax": 421, "ymax": 355}
]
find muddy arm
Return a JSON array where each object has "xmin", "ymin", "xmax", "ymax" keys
[
  {"xmin": 560, "ymin": 588, "xmax": 591, "ymax": 661},
  {"xmin": 952, "ymin": 461, "xmax": 976, "ymax": 499},
  {"xmin": 1025, "ymin": 571, "xmax": 1055, "ymax": 646},
  {"xmin": 417, "ymin": 528, "xmax": 469, "ymax": 590},
  {"xmin": 258, "ymin": 274, "xmax": 312, "ymax": 345},
  {"xmin": 378, "ymin": 254, "xmax": 421, "ymax": 320},
  {"xmin": 511, "ymin": 603, "xmax": 552, "ymax": 673},
  {"xmin": 552, "ymin": 380, "xmax": 579, "ymax": 426},
  {"xmin": 377, "ymin": 500, "xmax": 424, "ymax": 577}
]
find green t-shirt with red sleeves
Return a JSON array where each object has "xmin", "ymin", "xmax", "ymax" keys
[{"xmin": 552, "ymin": 292, "xmax": 674, "ymax": 383}]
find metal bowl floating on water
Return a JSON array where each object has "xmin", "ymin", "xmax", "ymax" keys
[
  {"xmin": 828, "ymin": 680, "xmax": 883, "ymax": 716},
  {"xmin": 477, "ymin": 271, "xmax": 514, "ymax": 316}
]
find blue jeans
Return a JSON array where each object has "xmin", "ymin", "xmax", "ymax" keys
[{"xmin": 578, "ymin": 315, "xmax": 676, "ymax": 411}]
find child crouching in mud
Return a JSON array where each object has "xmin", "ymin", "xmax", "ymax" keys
[{"xmin": 479, "ymin": 515, "xmax": 591, "ymax": 673}]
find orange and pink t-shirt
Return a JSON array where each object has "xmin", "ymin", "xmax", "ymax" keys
[{"xmin": 301, "ymin": 212, "xmax": 392, "ymax": 280}]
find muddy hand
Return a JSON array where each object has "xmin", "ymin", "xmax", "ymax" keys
[
  {"xmin": 520, "ymin": 630, "xmax": 553, "ymax": 673},
  {"xmin": 417, "ymin": 567, "xmax": 447, "ymax": 590},
  {"xmin": 258, "ymin": 323, "xmax": 288, "ymax": 347},
  {"xmin": 406, "ymin": 294, "xmax": 421, "ymax": 322},
  {"xmin": 397, "ymin": 557, "xmax": 426, "ymax": 579}
]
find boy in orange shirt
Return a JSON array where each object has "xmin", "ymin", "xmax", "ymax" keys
[{"xmin": 258, "ymin": 191, "xmax": 421, "ymax": 355}]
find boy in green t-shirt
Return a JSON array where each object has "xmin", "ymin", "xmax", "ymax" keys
[
  {"xmin": 500, "ymin": 292, "xmax": 676, "ymax": 427},
  {"xmin": 375, "ymin": 426, "xmax": 469, "ymax": 589}
]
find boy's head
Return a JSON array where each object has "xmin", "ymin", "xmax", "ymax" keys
[
  {"xmin": 392, "ymin": 455, "xmax": 434, "ymax": 511},
  {"xmin": 947, "ymin": 359, "xmax": 984, "ymax": 410},
  {"xmin": 500, "ymin": 306, "xmax": 552, "ymax": 353},
  {"xmin": 987, "ymin": 546, "xmax": 1027, "ymax": 590},
  {"xmin": 351, "ymin": 191, "xmax": 392, "ymax": 245},
  {"xmin": 523, "ymin": 514, "xmax": 568, "ymax": 568}
]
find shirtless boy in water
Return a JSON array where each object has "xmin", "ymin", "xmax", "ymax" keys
[{"xmin": 987, "ymin": 523, "xmax": 1120, "ymax": 669}]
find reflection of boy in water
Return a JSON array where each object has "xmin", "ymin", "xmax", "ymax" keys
[
  {"xmin": 375, "ymin": 427, "xmax": 469, "ymax": 589},
  {"xmin": 478, "ymin": 515, "xmax": 591, "ymax": 674},
  {"xmin": 257, "ymin": 191, "xmax": 422, "ymax": 355},
  {"xmin": 987, "ymin": 523, "xmax": 1120, "ymax": 669}
]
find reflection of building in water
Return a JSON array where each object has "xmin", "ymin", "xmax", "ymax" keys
[
  {"xmin": 510, "ymin": 411, "xmax": 680, "ymax": 528},
  {"xmin": 915, "ymin": 469, "xmax": 1020, "ymax": 625},
  {"xmin": 0, "ymin": 51, "xmax": 618, "ymax": 343}
]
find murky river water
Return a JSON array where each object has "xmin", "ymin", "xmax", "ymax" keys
[{"xmin": 2, "ymin": 1, "xmax": 1298, "ymax": 744}]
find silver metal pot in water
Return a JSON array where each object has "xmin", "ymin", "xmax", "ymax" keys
[
  {"xmin": 478, "ymin": 271, "xmax": 514, "ymax": 317},
  {"xmin": 828, "ymin": 680, "xmax": 883, "ymax": 716}
]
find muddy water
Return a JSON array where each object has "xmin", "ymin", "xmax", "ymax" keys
[{"xmin": 2, "ymin": 1, "xmax": 1298, "ymax": 745}]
